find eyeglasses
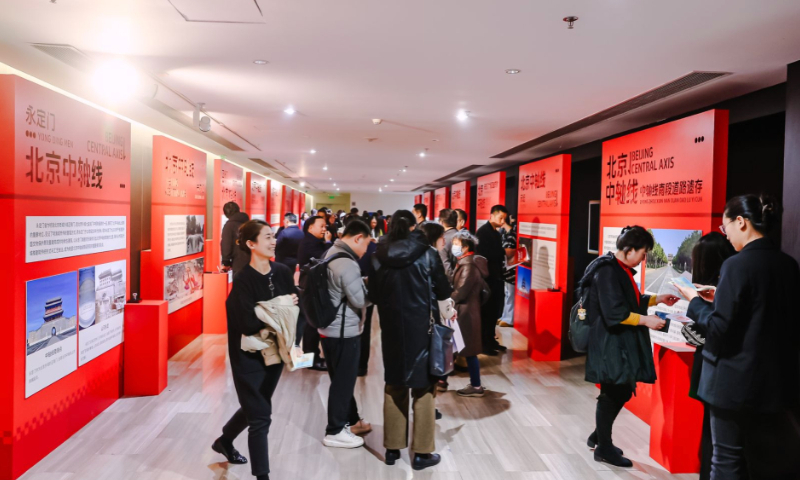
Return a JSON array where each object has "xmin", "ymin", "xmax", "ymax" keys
[{"xmin": 719, "ymin": 219, "xmax": 735, "ymax": 235}]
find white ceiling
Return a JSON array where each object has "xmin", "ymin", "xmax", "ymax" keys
[{"xmin": 0, "ymin": 0, "xmax": 799, "ymax": 193}]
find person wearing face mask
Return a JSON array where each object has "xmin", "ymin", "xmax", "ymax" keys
[
  {"xmin": 674, "ymin": 195, "xmax": 800, "ymax": 480},
  {"xmin": 581, "ymin": 226, "xmax": 680, "ymax": 468}
]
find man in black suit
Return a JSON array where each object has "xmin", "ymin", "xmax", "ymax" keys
[
  {"xmin": 476, "ymin": 204, "xmax": 508, "ymax": 354},
  {"xmin": 275, "ymin": 213, "xmax": 303, "ymax": 273},
  {"xmin": 297, "ymin": 215, "xmax": 333, "ymax": 370}
]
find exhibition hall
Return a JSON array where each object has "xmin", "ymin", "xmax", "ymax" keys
[{"xmin": 1, "ymin": 2, "xmax": 800, "ymax": 480}]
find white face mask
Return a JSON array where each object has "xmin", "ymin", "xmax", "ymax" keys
[{"xmin": 451, "ymin": 245, "xmax": 463, "ymax": 257}]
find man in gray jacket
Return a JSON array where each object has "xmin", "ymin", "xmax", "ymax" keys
[
  {"xmin": 319, "ymin": 219, "xmax": 373, "ymax": 449},
  {"xmin": 438, "ymin": 208, "xmax": 459, "ymax": 281}
]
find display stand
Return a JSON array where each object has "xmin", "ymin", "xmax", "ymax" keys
[
  {"xmin": 203, "ymin": 272, "xmax": 229, "ymax": 334},
  {"xmin": 528, "ymin": 290, "xmax": 566, "ymax": 361},
  {"xmin": 123, "ymin": 301, "xmax": 168, "ymax": 396},
  {"xmin": 649, "ymin": 342, "xmax": 703, "ymax": 474}
]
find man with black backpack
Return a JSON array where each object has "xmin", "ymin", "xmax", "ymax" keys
[
  {"xmin": 311, "ymin": 219, "xmax": 373, "ymax": 448},
  {"xmin": 298, "ymin": 216, "xmax": 333, "ymax": 370}
]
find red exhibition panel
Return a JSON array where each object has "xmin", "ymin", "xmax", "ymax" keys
[
  {"xmin": 291, "ymin": 187, "xmax": 301, "ymax": 216},
  {"xmin": 268, "ymin": 179, "xmax": 283, "ymax": 229},
  {"xmin": 145, "ymin": 136, "xmax": 207, "ymax": 356},
  {"xmin": 208, "ymin": 159, "xmax": 243, "ymax": 271},
  {"xmin": 514, "ymin": 154, "xmax": 572, "ymax": 360},
  {"xmin": 597, "ymin": 110, "xmax": 728, "ymax": 473},
  {"xmin": 414, "ymin": 194, "xmax": 422, "ymax": 205},
  {"xmin": 0, "ymin": 75, "xmax": 131, "ymax": 480},
  {"xmin": 246, "ymin": 171, "xmax": 267, "ymax": 222},
  {"xmin": 450, "ymin": 181, "xmax": 470, "ymax": 217},
  {"xmin": 298, "ymin": 192, "xmax": 306, "ymax": 214},
  {"xmin": 476, "ymin": 172, "xmax": 505, "ymax": 227},
  {"xmin": 422, "ymin": 191, "xmax": 433, "ymax": 220},
  {"xmin": 434, "ymin": 187, "xmax": 449, "ymax": 216},
  {"xmin": 282, "ymin": 185, "xmax": 293, "ymax": 223}
]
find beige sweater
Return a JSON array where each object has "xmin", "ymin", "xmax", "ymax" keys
[{"xmin": 240, "ymin": 295, "xmax": 300, "ymax": 366}]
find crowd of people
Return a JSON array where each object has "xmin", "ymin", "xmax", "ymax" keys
[{"xmin": 211, "ymin": 194, "xmax": 800, "ymax": 480}]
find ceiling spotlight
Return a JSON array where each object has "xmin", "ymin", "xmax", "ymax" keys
[
  {"xmin": 390, "ymin": 179, "xmax": 394, "ymax": 182},
  {"xmin": 379, "ymin": 188, "xmax": 382, "ymax": 192},
  {"xmin": 310, "ymin": 149, "xmax": 316, "ymax": 154},
  {"xmin": 456, "ymin": 110, "xmax": 470, "ymax": 121},
  {"xmin": 384, "ymin": 184, "xmax": 388, "ymax": 188},
  {"xmin": 563, "ymin": 16, "xmax": 579, "ymax": 29},
  {"xmin": 505, "ymin": 69, "xmax": 521, "ymax": 74},
  {"xmin": 92, "ymin": 59, "xmax": 140, "ymax": 101},
  {"xmin": 419, "ymin": 152, "xmax": 426, "ymax": 158},
  {"xmin": 402, "ymin": 168, "xmax": 407, "ymax": 172},
  {"xmin": 300, "ymin": 181, "xmax": 306, "ymax": 187},
  {"xmin": 336, "ymin": 187, "xmax": 340, "ymax": 191},
  {"xmin": 372, "ymin": 119, "xmax": 383, "ymax": 125},
  {"xmin": 284, "ymin": 106, "xmax": 296, "ymax": 115},
  {"xmin": 323, "ymin": 166, "xmax": 328, "ymax": 171},
  {"xmin": 333, "ymin": 183, "xmax": 337, "ymax": 186},
  {"xmin": 253, "ymin": 59, "xmax": 269, "ymax": 65}
]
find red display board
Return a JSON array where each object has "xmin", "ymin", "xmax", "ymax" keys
[
  {"xmin": 281, "ymin": 185, "xmax": 294, "ymax": 228},
  {"xmin": 414, "ymin": 194, "xmax": 422, "ymax": 205},
  {"xmin": 434, "ymin": 187, "xmax": 449, "ymax": 217},
  {"xmin": 450, "ymin": 181, "xmax": 470, "ymax": 216},
  {"xmin": 291, "ymin": 187, "xmax": 301, "ymax": 217},
  {"xmin": 422, "ymin": 191, "xmax": 433, "ymax": 220},
  {"xmin": 0, "ymin": 75, "xmax": 131, "ymax": 480},
  {"xmin": 476, "ymin": 172, "xmax": 506, "ymax": 228},
  {"xmin": 142, "ymin": 136, "xmax": 207, "ymax": 357},
  {"xmin": 268, "ymin": 179, "xmax": 283, "ymax": 229},
  {"xmin": 246, "ymin": 172, "xmax": 267, "ymax": 222},
  {"xmin": 298, "ymin": 192, "xmax": 306, "ymax": 214},
  {"xmin": 208, "ymin": 159, "xmax": 243, "ymax": 271},
  {"xmin": 513, "ymin": 154, "xmax": 572, "ymax": 360}
]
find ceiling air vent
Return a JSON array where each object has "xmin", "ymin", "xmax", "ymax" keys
[
  {"xmin": 493, "ymin": 71, "xmax": 731, "ymax": 159},
  {"xmin": 31, "ymin": 43, "xmax": 95, "ymax": 71}
]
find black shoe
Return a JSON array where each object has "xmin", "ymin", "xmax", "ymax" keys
[
  {"xmin": 212, "ymin": 438, "xmax": 248, "ymax": 465},
  {"xmin": 594, "ymin": 445, "xmax": 632, "ymax": 468},
  {"xmin": 454, "ymin": 363, "xmax": 469, "ymax": 372},
  {"xmin": 358, "ymin": 368, "xmax": 368, "ymax": 377},
  {"xmin": 495, "ymin": 344, "xmax": 508, "ymax": 352},
  {"xmin": 412, "ymin": 453, "xmax": 441, "ymax": 471},
  {"xmin": 309, "ymin": 359, "xmax": 328, "ymax": 371},
  {"xmin": 587, "ymin": 431, "xmax": 623, "ymax": 455},
  {"xmin": 385, "ymin": 449, "xmax": 401, "ymax": 466},
  {"xmin": 435, "ymin": 409, "xmax": 443, "ymax": 420},
  {"xmin": 482, "ymin": 349, "xmax": 499, "ymax": 356}
]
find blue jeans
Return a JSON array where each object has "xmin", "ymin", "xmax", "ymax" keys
[
  {"xmin": 500, "ymin": 282, "xmax": 515, "ymax": 325},
  {"xmin": 466, "ymin": 356, "xmax": 481, "ymax": 387}
]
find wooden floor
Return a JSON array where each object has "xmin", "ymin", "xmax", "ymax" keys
[{"xmin": 21, "ymin": 316, "xmax": 699, "ymax": 480}]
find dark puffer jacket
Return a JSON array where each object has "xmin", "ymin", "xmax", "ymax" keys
[
  {"xmin": 369, "ymin": 230, "xmax": 452, "ymax": 388},
  {"xmin": 581, "ymin": 252, "xmax": 655, "ymax": 387}
]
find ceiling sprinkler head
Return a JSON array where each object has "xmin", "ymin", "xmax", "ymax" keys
[{"xmin": 564, "ymin": 16, "xmax": 578, "ymax": 29}]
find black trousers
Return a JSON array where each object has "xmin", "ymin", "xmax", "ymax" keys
[
  {"xmin": 222, "ymin": 363, "xmax": 283, "ymax": 477},
  {"xmin": 321, "ymin": 335, "xmax": 362, "ymax": 435},
  {"xmin": 595, "ymin": 383, "xmax": 633, "ymax": 448},
  {"xmin": 480, "ymin": 280, "xmax": 504, "ymax": 349},
  {"xmin": 359, "ymin": 305, "xmax": 374, "ymax": 372},
  {"xmin": 301, "ymin": 312, "xmax": 322, "ymax": 361}
]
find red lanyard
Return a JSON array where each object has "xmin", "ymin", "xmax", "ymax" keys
[{"xmin": 617, "ymin": 259, "xmax": 641, "ymax": 305}]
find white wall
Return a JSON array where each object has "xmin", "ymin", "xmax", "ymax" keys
[{"xmin": 349, "ymin": 192, "xmax": 416, "ymax": 214}]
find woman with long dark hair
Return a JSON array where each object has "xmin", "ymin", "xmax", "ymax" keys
[
  {"xmin": 369, "ymin": 210, "xmax": 452, "ymax": 471},
  {"xmin": 675, "ymin": 195, "xmax": 800, "ymax": 479},
  {"xmin": 211, "ymin": 219, "xmax": 297, "ymax": 480},
  {"xmin": 580, "ymin": 226, "xmax": 679, "ymax": 467}
]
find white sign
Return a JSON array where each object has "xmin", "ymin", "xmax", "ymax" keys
[
  {"xmin": 78, "ymin": 260, "xmax": 126, "ymax": 366},
  {"xmin": 164, "ymin": 215, "xmax": 205, "ymax": 260},
  {"xmin": 602, "ymin": 226, "xmax": 642, "ymax": 288},
  {"xmin": 270, "ymin": 213, "xmax": 280, "ymax": 226},
  {"xmin": 519, "ymin": 222, "xmax": 557, "ymax": 239},
  {"xmin": 164, "ymin": 258, "xmax": 204, "ymax": 314},
  {"xmin": 26, "ymin": 271, "xmax": 78, "ymax": 398},
  {"xmin": 530, "ymin": 239, "xmax": 558, "ymax": 290},
  {"xmin": 26, "ymin": 216, "xmax": 126, "ymax": 263},
  {"xmin": 252, "ymin": 214, "xmax": 266, "ymax": 222},
  {"xmin": 476, "ymin": 219, "xmax": 488, "ymax": 230}
]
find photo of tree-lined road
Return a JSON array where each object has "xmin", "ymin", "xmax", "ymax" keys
[{"xmin": 644, "ymin": 229, "xmax": 701, "ymax": 295}]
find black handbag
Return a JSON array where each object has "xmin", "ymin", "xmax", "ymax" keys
[{"xmin": 427, "ymin": 255, "xmax": 454, "ymax": 376}]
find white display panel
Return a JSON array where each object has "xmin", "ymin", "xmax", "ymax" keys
[
  {"xmin": 26, "ymin": 216, "xmax": 126, "ymax": 263},
  {"xmin": 164, "ymin": 214, "xmax": 205, "ymax": 260},
  {"xmin": 529, "ymin": 239, "xmax": 557, "ymax": 290},
  {"xmin": 78, "ymin": 260, "xmax": 126, "ymax": 366},
  {"xmin": 164, "ymin": 257, "xmax": 204, "ymax": 314},
  {"xmin": 518, "ymin": 222, "xmax": 557, "ymax": 239}
]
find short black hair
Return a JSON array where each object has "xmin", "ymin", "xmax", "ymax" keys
[
  {"xmin": 223, "ymin": 201, "xmax": 240, "ymax": 218},
  {"xmin": 350, "ymin": 207, "xmax": 359, "ymax": 214},
  {"xmin": 343, "ymin": 218, "xmax": 370, "ymax": 238},
  {"xmin": 413, "ymin": 203, "xmax": 428, "ymax": 220},
  {"xmin": 616, "ymin": 226, "xmax": 654, "ymax": 253},
  {"xmin": 455, "ymin": 208, "xmax": 468, "ymax": 225},
  {"xmin": 418, "ymin": 222, "xmax": 445, "ymax": 247},
  {"xmin": 303, "ymin": 215, "xmax": 325, "ymax": 233},
  {"xmin": 439, "ymin": 208, "xmax": 457, "ymax": 228},
  {"xmin": 490, "ymin": 204, "xmax": 509, "ymax": 215},
  {"xmin": 285, "ymin": 213, "xmax": 298, "ymax": 224},
  {"xmin": 453, "ymin": 230, "xmax": 478, "ymax": 252}
]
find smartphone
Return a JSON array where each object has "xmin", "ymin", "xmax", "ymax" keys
[{"xmin": 655, "ymin": 311, "xmax": 672, "ymax": 332}]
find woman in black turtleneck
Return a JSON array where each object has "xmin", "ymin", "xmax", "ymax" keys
[{"xmin": 211, "ymin": 219, "xmax": 297, "ymax": 480}]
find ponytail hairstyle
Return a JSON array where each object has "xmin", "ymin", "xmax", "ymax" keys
[
  {"xmin": 723, "ymin": 194, "xmax": 781, "ymax": 236},
  {"xmin": 615, "ymin": 225, "xmax": 654, "ymax": 253},
  {"xmin": 388, "ymin": 209, "xmax": 417, "ymax": 242},
  {"xmin": 238, "ymin": 219, "xmax": 269, "ymax": 253}
]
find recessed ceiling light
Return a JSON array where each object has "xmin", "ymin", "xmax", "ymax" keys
[
  {"xmin": 310, "ymin": 149, "xmax": 316, "ymax": 154},
  {"xmin": 300, "ymin": 181, "xmax": 306, "ymax": 187},
  {"xmin": 253, "ymin": 60, "xmax": 269, "ymax": 65},
  {"xmin": 336, "ymin": 187, "xmax": 340, "ymax": 191},
  {"xmin": 333, "ymin": 183, "xmax": 337, "ymax": 186},
  {"xmin": 419, "ymin": 152, "xmax": 426, "ymax": 158},
  {"xmin": 390, "ymin": 179, "xmax": 394, "ymax": 182},
  {"xmin": 456, "ymin": 110, "xmax": 470, "ymax": 121},
  {"xmin": 384, "ymin": 184, "xmax": 388, "ymax": 187},
  {"xmin": 505, "ymin": 69, "xmax": 521, "ymax": 74},
  {"xmin": 284, "ymin": 106, "xmax": 296, "ymax": 115},
  {"xmin": 323, "ymin": 165, "xmax": 328, "ymax": 171},
  {"xmin": 379, "ymin": 188, "xmax": 382, "ymax": 192},
  {"xmin": 402, "ymin": 168, "xmax": 407, "ymax": 172}
]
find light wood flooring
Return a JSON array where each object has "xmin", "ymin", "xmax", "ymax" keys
[{"xmin": 21, "ymin": 316, "xmax": 699, "ymax": 480}]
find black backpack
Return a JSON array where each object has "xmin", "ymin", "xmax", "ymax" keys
[
  {"xmin": 299, "ymin": 252, "xmax": 353, "ymax": 329},
  {"xmin": 568, "ymin": 287, "xmax": 590, "ymax": 353}
]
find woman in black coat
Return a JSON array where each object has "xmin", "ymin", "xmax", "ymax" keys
[
  {"xmin": 212, "ymin": 219, "xmax": 297, "ymax": 480},
  {"xmin": 369, "ymin": 210, "xmax": 452, "ymax": 471},
  {"xmin": 580, "ymin": 226, "xmax": 679, "ymax": 467},
  {"xmin": 675, "ymin": 195, "xmax": 800, "ymax": 480}
]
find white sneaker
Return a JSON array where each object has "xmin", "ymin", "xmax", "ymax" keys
[{"xmin": 322, "ymin": 425, "xmax": 365, "ymax": 449}]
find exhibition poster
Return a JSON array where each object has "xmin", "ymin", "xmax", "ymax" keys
[
  {"xmin": 434, "ymin": 187, "xmax": 449, "ymax": 216},
  {"xmin": 516, "ymin": 267, "xmax": 531, "ymax": 299},
  {"xmin": 151, "ymin": 136, "xmax": 207, "ymax": 206},
  {"xmin": 25, "ymin": 272, "xmax": 78, "ymax": 398},
  {"xmin": 269, "ymin": 180, "xmax": 283, "ymax": 227},
  {"xmin": 423, "ymin": 191, "xmax": 433, "ymax": 220},
  {"xmin": 450, "ymin": 181, "xmax": 470, "ymax": 215},
  {"xmin": 164, "ymin": 215, "xmax": 205, "ymax": 260},
  {"xmin": 78, "ymin": 260, "xmax": 126, "ymax": 366},
  {"xmin": 476, "ymin": 172, "xmax": 505, "ymax": 228},
  {"xmin": 528, "ymin": 238, "xmax": 558, "ymax": 290},
  {"xmin": 25, "ymin": 216, "xmax": 126, "ymax": 263},
  {"xmin": 248, "ymin": 172, "xmax": 267, "ymax": 221},
  {"xmin": 165, "ymin": 257, "xmax": 205, "ymax": 314}
]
